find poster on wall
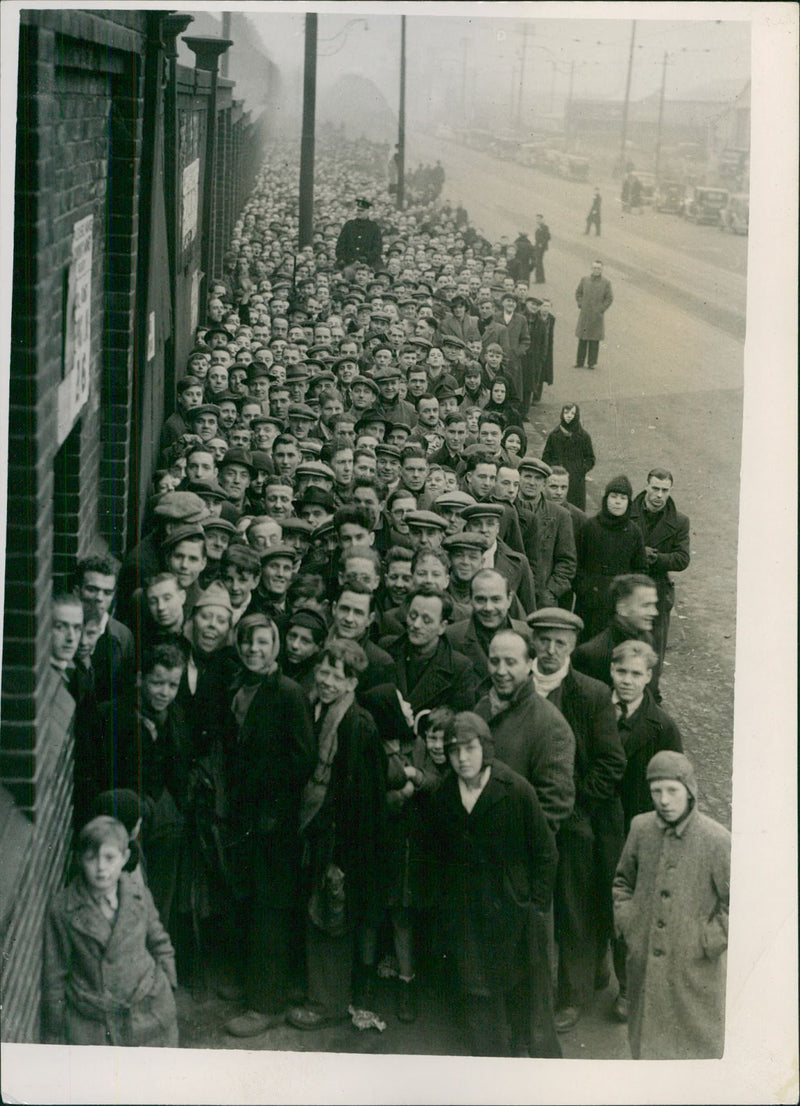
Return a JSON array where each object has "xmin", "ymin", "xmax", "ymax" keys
[{"xmin": 57, "ymin": 213, "xmax": 92, "ymax": 446}]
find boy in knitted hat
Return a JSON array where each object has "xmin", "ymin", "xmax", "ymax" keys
[{"xmin": 612, "ymin": 751, "xmax": 730, "ymax": 1059}]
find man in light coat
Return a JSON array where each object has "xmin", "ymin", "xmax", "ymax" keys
[
  {"xmin": 613, "ymin": 751, "xmax": 730, "ymax": 1059},
  {"xmin": 574, "ymin": 260, "xmax": 613, "ymax": 369}
]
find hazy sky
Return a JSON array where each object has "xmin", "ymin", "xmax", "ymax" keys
[{"xmin": 245, "ymin": 9, "xmax": 750, "ymax": 115}]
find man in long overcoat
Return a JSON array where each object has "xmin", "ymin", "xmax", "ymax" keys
[
  {"xmin": 574, "ymin": 260, "xmax": 613, "ymax": 369},
  {"xmin": 629, "ymin": 469, "xmax": 691, "ymax": 663}
]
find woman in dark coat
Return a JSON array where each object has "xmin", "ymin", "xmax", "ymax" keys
[
  {"xmin": 541, "ymin": 403, "xmax": 595, "ymax": 510},
  {"xmin": 484, "ymin": 374, "xmax": 523, "ymax": 429},
  {"xmin": 220, "ymin": 613, "xmax": 316, "ymax": 1038},
  {"xmin": 287, "ymin": 640, "xmax": 388, "ymax": 1031},
  {"xmin": 429, "ymin": 712, "xmax": 559, "ymax": 1057},
  {"xmin": 574, "ymin": 475, "xmax": 648, "ymax": 640}
]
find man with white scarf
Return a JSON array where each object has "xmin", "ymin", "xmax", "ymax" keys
[{"xmin": 527, "ymin": 608, "xmax": 627, "ymax": 1035}]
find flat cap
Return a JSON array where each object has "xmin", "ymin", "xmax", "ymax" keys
[
  {"xmin": 355, "ymin": 409, "xmax": 390, "ymax": 430},
  {"xmin": 442, "ymin": 532, "xmax": 488, "ymax": 552},
  {"xmin": 517, "ymin": 457, "xmax": 552, "ymax": 478},
  {"xmin": 461, "ymin": 503, "xmax": 504, "ymax": 522},
  {"xmin": 374, "ymin": 366, "xmax": 402, "ymax": 381},
  {"xmin": 185, "ymin": 480, "xmax": 229, "ymax": 501},
  {"xmin": 287, "ymin": 403, "xmax": 317, "ymax": 421},
  {"xmin": 161, "ymin": 524, "xmax": 206, "ymax": 550},
  {"xmin": 296, "ymin": 461, "xmax": 335, "ymax": 481},
  {"xmin": 189, "ymin": 404, "xmax": 222, "ymax": 421},
  {"xmin": 374, "ymin": 443, "xmax": 401, "ymax": 459},
  {"xmin": 154, "ymin": 491, "xmax": 208, "ymax": 521},
  {"xmin": 202, "ymin": 517, "xmax": 238, "ymax": 535},
  {"xmin": 259, "ymin": 543, "xmax": 297, "ymax": 563},
  {"xmin": 434, "ymin": 490, "xmax": 476, "ymax": 510},
  {"xmin": 351, "ymin": 375, "xmax": 380, "ymax": 394},
  {"xmin": 526, "ymin": 608, "xmax": 584, "ymax": 633},
  {"xmin": 405, "ymin": 510, "xmax": 449, "ymax": 532},
  {"xmin": 280, "ymin": 517, "xmax": 314, "ymax": 535}
]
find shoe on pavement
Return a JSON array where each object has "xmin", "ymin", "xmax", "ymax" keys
[
  {"xmin": 286, "ymin": 1005, "xmax": 349, "ymax": 1031},
  {"xmin": 612, "ymin": 994, "xmax": 629, "ymax": 1022},
  {"xmin": 217, "ymin": 981, "xmax": 245, "ymax": 1001},
  {"xmin": 554, "ymin": 1006, "xmax": 582, "ymax": 1033},
  {"xmin": 224, "ymin": 1009, "xmax": 286, "ymax": 1037},
  {"xmin": 396, "ymin": 978, "xmax": 418, "ymax": 1024},
  {"xmin": 572, "ymin": 364, "xmax": 585, "ymax": 369}
]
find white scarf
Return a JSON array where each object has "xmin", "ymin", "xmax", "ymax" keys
[{"xmin": 532, "ymin": 658, "xmax": 571, "ymax": 698}]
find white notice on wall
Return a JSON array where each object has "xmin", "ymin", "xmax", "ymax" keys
[
  {"xmin": 147, "ymin": 311, "xmax": 156, "ymax": 361},
  {"xmin": 182, "ymin": 158, "xmax": 200, "ymax": 252},
  {"xmin": 57, "ymin": 214, "xmax": 93, "ymax": 446}
]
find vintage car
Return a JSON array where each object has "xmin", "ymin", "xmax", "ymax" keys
[
  {"xmin": 655, "ymin": 181, "xmax": 684, "ymax": 213},
  {"xmin": 720, "ymin": 193, "xmax": 749, "ymax": 234},
  {"xmin": 681, "ymin": 185, "xmax": 729, "ymax": 224}
]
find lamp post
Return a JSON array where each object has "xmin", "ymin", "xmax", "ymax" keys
[
  {"xmin": 184, "ymin": 36, "xmax": 232, "ymax": 305},
  {"xmin": 397, "ymin": 15, "xmax": 406, "ymax": 210},
  {"xmin": 298, "ymin": 13, "xmax": 318, "ymax": 247},
  {"xmin": 654, "ymin": 51, "xmax": 668, "ymax": 183},
  {"xmin": 617, "ymin": 20, "xmax": 637, "ymax": 177}
]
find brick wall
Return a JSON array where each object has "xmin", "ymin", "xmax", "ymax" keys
[{"xmin": 1, "ymin": 11, "xmax": 148, "ymax": 1043}]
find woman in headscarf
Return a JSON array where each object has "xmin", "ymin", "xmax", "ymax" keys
[
  {"xmin": 613, "ymin": 752, "xmax": 730, "ymax": 1059},
  {"xmin": 484, "ymin": 374, "xmax": 523, "ymax": 430},
  {"xmin": 541, "ymin": 403, "xmax": 596, "ymax": 511},
  {"xmin": 574, "ymin": 475, "xmax": 647, "ymax": 640},
  {"xmin": 428, "ymin": 712, "xmax": 559, "ymax": 1057},
  {"xmin": 286, "ymin": 640, "xmax": 388, "ymax": 1031}
]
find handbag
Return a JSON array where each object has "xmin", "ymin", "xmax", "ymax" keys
[{"xmin": 308, "ymin": 862, "xmax": 348, "ymax": 938}]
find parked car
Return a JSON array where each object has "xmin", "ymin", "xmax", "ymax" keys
[
  {"xmin": 655, "ymin": 181, "xmax": 684, "ymax": 213},
  {"xmin": 632, "ymin": 171, "xmax": 656, "ymax": 205},
  {"xmin": 682, "ymin": 185, "xmax": 729, "ymax": 224},
  {"xmin": 720, "ymin": 193, "xmax": 749, "ymax": 234}
]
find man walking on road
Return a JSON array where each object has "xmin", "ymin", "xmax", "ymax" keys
[
  {"xmin": 533, "ymin": 215, "xmax": 551, "ymax": 284},
  {"xmin": 585, "ymin": 188, "xmax": 602, "ymax": 236},
  {"xmin": 574, "ymin": 261, "xmax": 613, "ymax": 370}
]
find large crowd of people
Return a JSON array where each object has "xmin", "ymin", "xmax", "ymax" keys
[{"xmin": 42, "ymin": 133, "xmax": 729, "ymax": 1061}]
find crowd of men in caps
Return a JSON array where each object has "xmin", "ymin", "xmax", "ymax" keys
[{"xmin": 43, "ymin": 135, "xmax": 730, "ymax": 1060}]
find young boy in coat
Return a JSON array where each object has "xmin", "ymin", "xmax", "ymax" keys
[
  {"xmin": 42, "ymin": 816, "xmax": 178, "ymax": 1047},
  {"xmin": 612, "ymin": 751, "xmax": 730, "ymax": 1059}
]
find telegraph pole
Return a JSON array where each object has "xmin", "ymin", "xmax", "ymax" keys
[
  {"xmin": 654, "ymin": 50, "xmax": 668, "ymax": 182},
  {"xmin": 397, "ymin": 15, "xmax": 406, "ymax": 209},
  {"xmin": 461, "ymin": 36, "xmax": 469, "ymax": 124},
  {"xmin": 516, "ymin": 23, "xmax": 530, "ymax": 130},
  {"xmin": 298, "ymin": 13, "xmax": 317, "ymax": 247},
  {"xmin": 618, "ymin": 19, "xmax": 637, "ymax": 176}
]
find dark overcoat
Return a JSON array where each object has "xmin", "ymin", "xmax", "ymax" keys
[
  {"xmin": 429, "ymin": 760, "xmax": 557, "ymax": 995},
  {"xmin": 521, "ymin": 498, "xmax": 577, "ymax": 608},
  {"xmin": 382, "ymin": 633, "xmax": 478, "ymax": 714},
  {"xmin": 617, "ymin": 689, "xmax": 683, "ymax": 830},
  {"xmin": 541, "ymin": 425, "xmax": 596, "ymax": 512},
  {"xmin": 301, "ymin": 700, "xmax": 388, "ymax": 926},
  {"xmin": 574, "ymin": 274, "xmax": 613, "ymax": 341},
  {"xmin": 475, "ymin": 680, "xmax": 576, "ymax": 832},
  {"xmin": 629, "ymin": 492, "xmax": 691, "ymax": 614},
  {"xmin": 445, "ymin": 615, "xmax": 530, "ymax": 700}
]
